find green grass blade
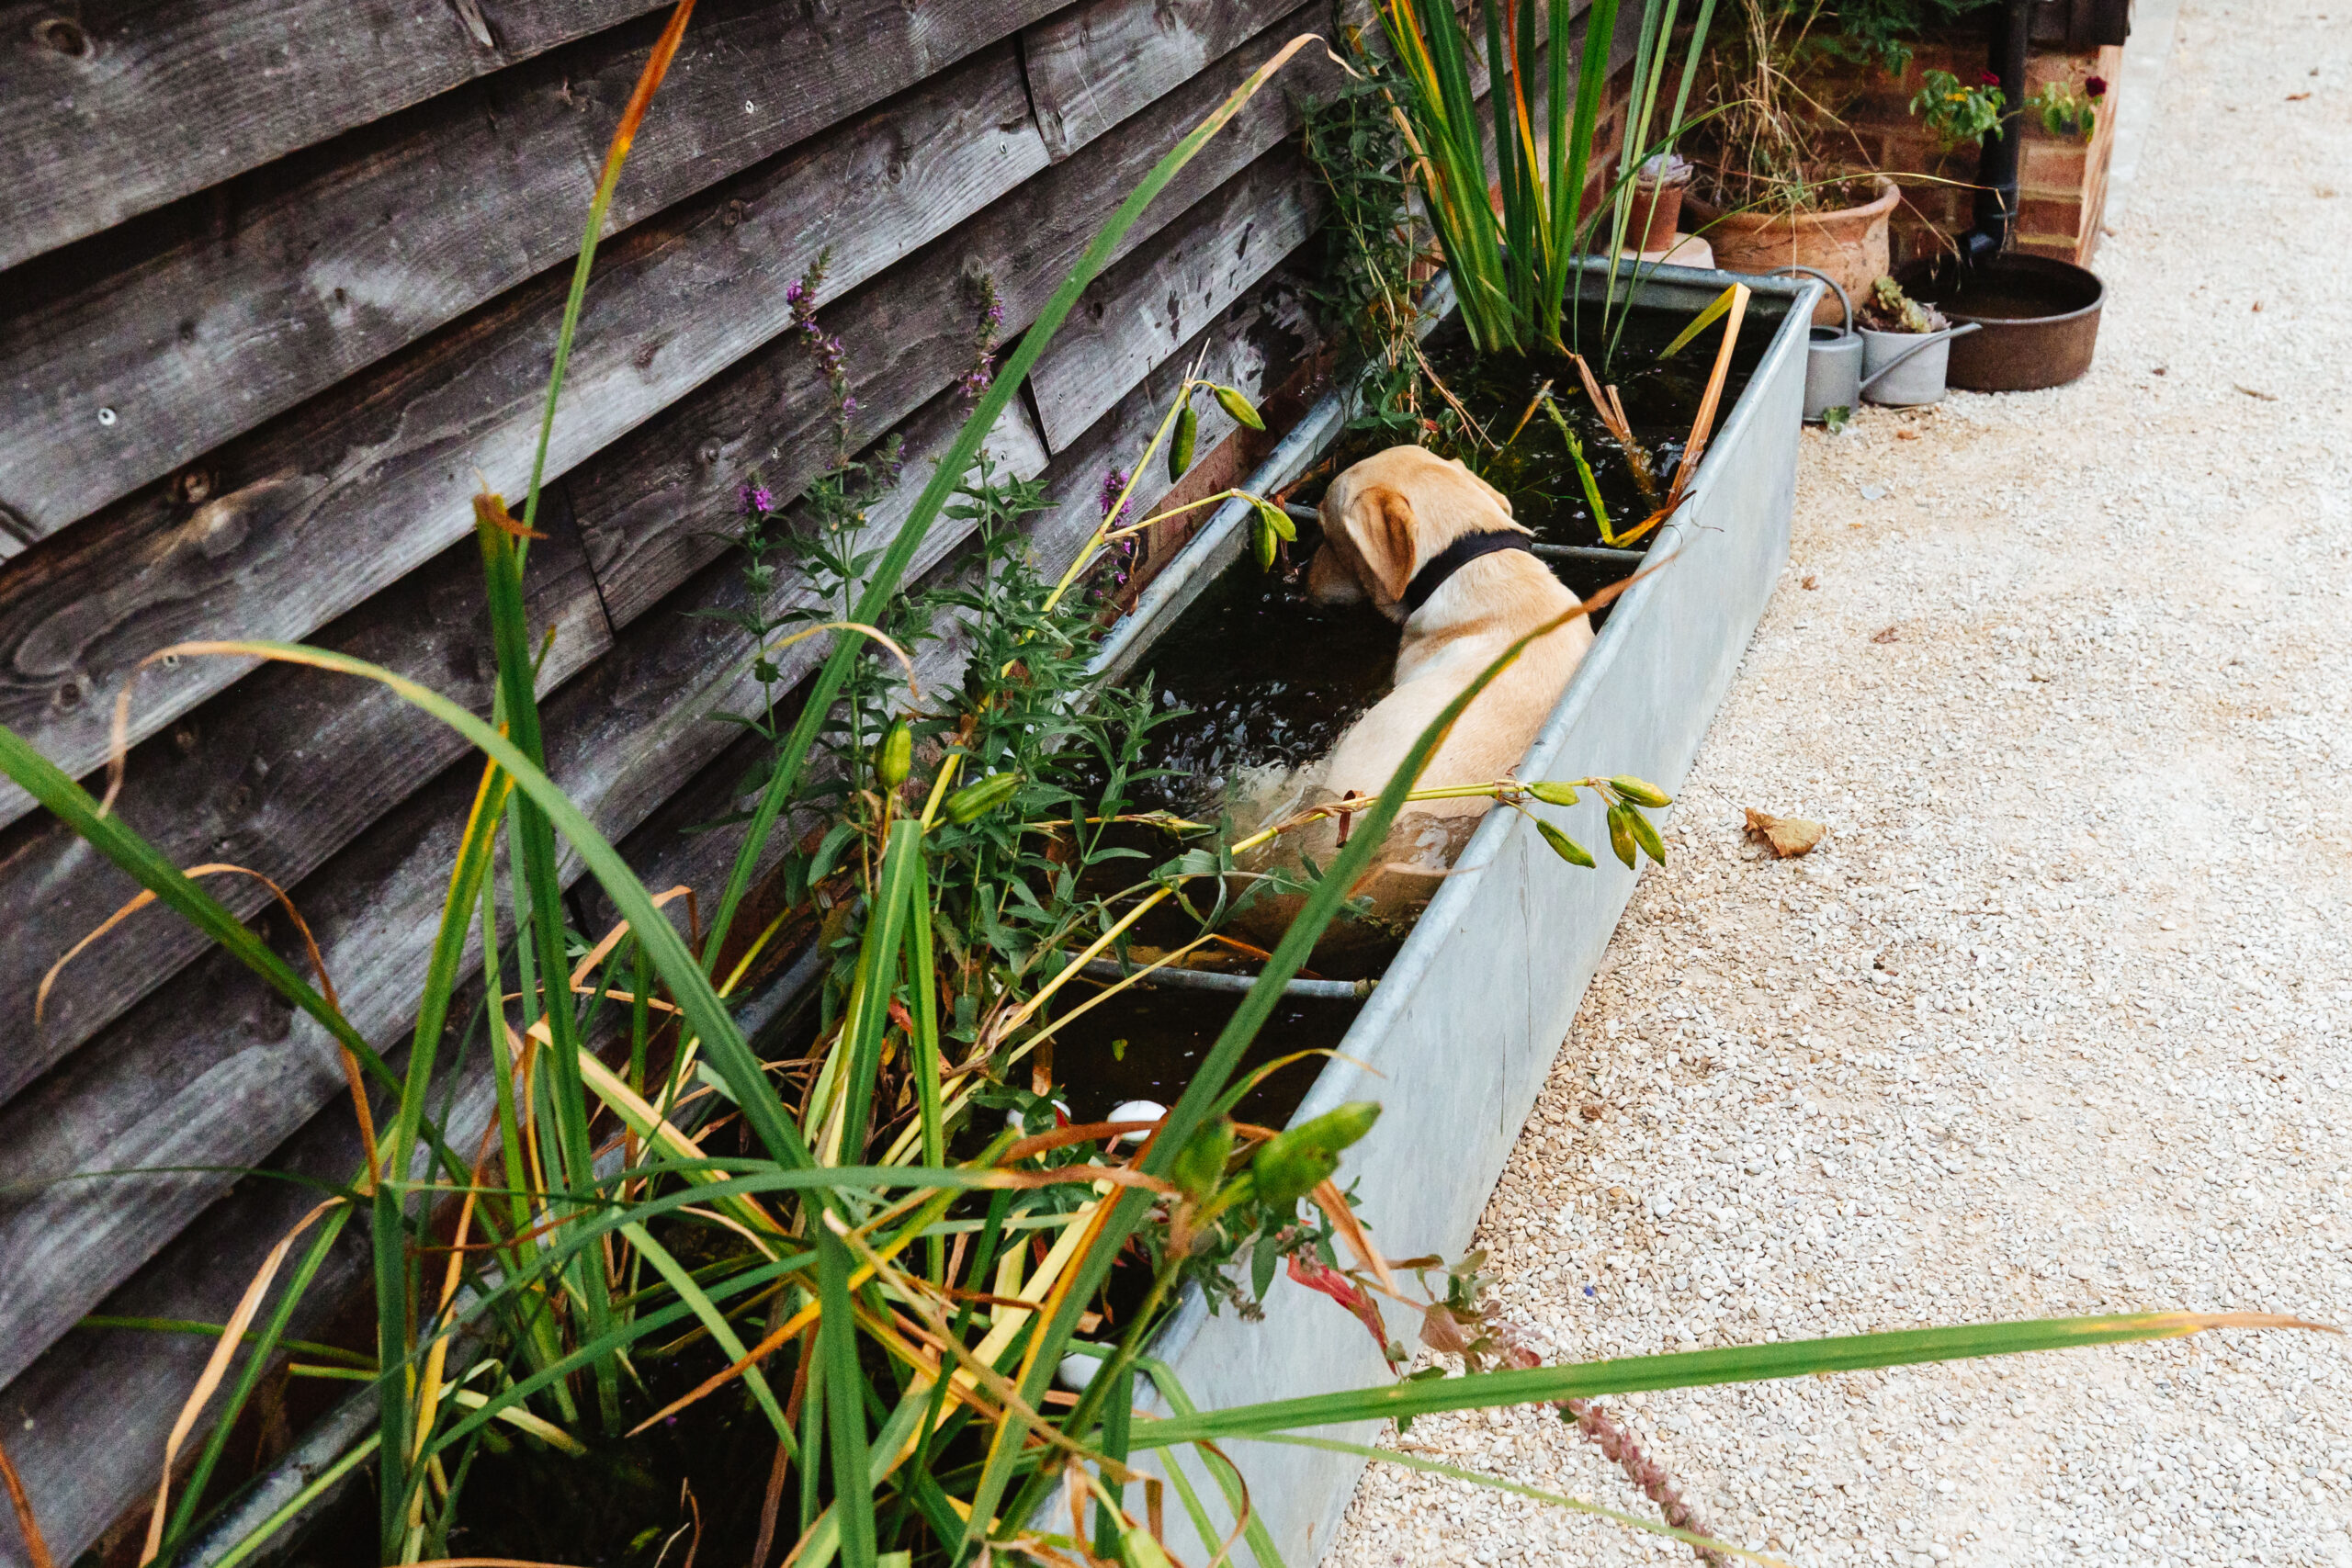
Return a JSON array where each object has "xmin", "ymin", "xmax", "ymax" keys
[
  {"xmin": 817, "ymin": 1217, "xmax": 877, "ymax": 1568},
  {"xmin": 0, "ymin": 728, "xmax": 399, "ymax": 1096},
  {"xmin": 477, "ymin": 511, "xmax": 622, "ymax": 1432},
  {"xmin": 1135, "ymin": 1313, "xmax": 2324, "ymax": 1444},
  {"xmin": 837, "ymin": 822, "xmax": 923, "ymax": 1159},
  {"xmin": 160, "ymin": 1204, "xmax": 356, "ymax": 1551},
  {"xmin": 902, "ymin": 856, "xmax": 946, "ymax": 1281},
  {"xmin": 1253, "ymin": 1433, "xmax": 1763, "ymax": 1562},
  {"xmin": 620, "ymin": 1223, "xmax": 795, "ymax": 1449}
]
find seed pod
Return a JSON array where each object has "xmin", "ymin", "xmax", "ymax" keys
[
  {"xmin": 1607, "ymin": 802, "xmax": 1638, "ymax": 868},
  {"xmin": 1214, "ymin": 384, "xmax": 1266, "ymax": 431},
  {"xmin": 1610, "ymin": 774, "xmax": 1673, "ymax": 808},
  {"xmin": 1254, "ymin": 496, "xmax": 1296, "ymax": 542},
  {"xmin": 1169, "ymin": 403, "xmax": 1198, "ymax": 481},
  {"xmin": 1253, "ymin": 513, "xmax": 1278, "ymax": 571},
  {"xmin": 1170, "ymin": 1117, "xmax": 1237, "ymax": 1201},
  {"xmin": 1526, "ymin": 780, "xmax": 1580, "ymax": 807},
  {"xmin": 1627, "ymin": 806, "xmax": 1667, "ymax": 865},
  {"xmin": 1536, "ymin": 818, "xmax": 1597, "ymax": 868},
  {"xmin": 1251, "ymin": 1101, "xmax": 1381, "ymax": 1207},
  {"xmin": 876, "ymin": 720, "xmax": 911, "ymax": 790},
  {"xmin": 944, "ymin": 771, "xmax": 1021, "ymax": 824}
]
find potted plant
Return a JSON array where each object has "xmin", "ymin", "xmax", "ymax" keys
[
  {"xmin": 1854, "ymin": 272, "xmax": 1971, "ymax": 404},
  {"xmin": 1680, "ymin": 0, "xmax": 1909, "ymax": 324}
]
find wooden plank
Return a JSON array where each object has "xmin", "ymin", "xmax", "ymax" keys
[
  {"xmin": 0, "ymin": 7, "xmax": 1320, "ymax": 1072},
  {"xmin": 571, "ymin": 6, "xmax": 1339, "ymax": 632},
  {"xmin": 0, "ymin": 43, "xmax": 1051, "ymax": 829},
  {"xmin": 1024, "ymin": 144, "xmax": 1324, "ymax": 450},
  {"xmin": 0, "ymin": 393, "xmax": 1040, "ymax": 1399},
  {"xmin": 1021, "ymin": 0, "xmax": 1307, "ymax": 161},
  {"xmin": 0, "ymin": 504, "xmax": 609, "ymax": 1105},
  {"xmin": 0, "ymin": 1082, "xmax": 393, "ymax": 1568},
  {"xmin": 0, "ymin": 0, "xmax": 1066, "ymax": 548},
  {"xmin": 0, "ymin": 0, "xmax": 662, "ymax": 272}
]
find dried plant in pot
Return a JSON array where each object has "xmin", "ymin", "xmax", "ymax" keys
[{"xmin": 1681, "ymin": 0, "xmax": 1915, "ymax": 324}]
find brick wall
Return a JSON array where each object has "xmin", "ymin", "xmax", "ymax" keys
[{"xmin": 1815, "ymin": 32, "xmax": 2124, "ymax": 270}]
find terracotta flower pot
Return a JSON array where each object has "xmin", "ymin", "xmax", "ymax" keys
[
  {"xmin": 1684, "ymin": 177, "xmax": 1900, "ymax": 326},
  {"xmin": 1629, "ymin": 179, "xmax": 1686, "ymax": 254}
]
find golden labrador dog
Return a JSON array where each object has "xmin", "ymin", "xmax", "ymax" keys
[{"xmin": 1230, "ymin": 446, "xmax": 1593, "ymax": 952}]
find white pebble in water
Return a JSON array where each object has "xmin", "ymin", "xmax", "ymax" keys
[{"xmin": 1108, "ymin": 1099, "xmax": 1168, "ymax": 1143}]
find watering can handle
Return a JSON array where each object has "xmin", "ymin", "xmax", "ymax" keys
[
  {"xmin": 1856, "ymin": 321, "xmax": 1983, "ymax": 392},
  {"xmin": 1769, "ymin": 265, "xmax": 1852, "ymax": 336}
]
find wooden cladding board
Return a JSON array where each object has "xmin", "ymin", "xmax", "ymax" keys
[
  {"xmin": 0, "ymin": 8, "xmax": 1330, "ymax": 831},
  {"xmin": 1022, "ymin": 0, "xmax": 1309, "ymax": 160},
  {"xmin": 0, "ymin": 389, "xmax": 1043, "ymax": 1399},
  {"xmin": 0, "ymin": 0, "xmax": 1066, "ymax": 548},
  {"xmin": 0, "ymin": 0, "xmax": 665, "ymax": 271}
]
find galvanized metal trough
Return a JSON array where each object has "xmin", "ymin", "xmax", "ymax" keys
[{"xmin": 1094, "ymin": 263, "xmax": 1818, "ymax": 1566}]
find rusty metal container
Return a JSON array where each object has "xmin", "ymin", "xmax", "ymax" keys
[{"xmin": 1899, "ymin": 254, "xmax": 2105, "ymax": 392}]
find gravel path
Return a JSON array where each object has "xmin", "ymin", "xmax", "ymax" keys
[{"xmin": 1325, "ymin": 6, "xmax": 2352, "ymax": 1565}]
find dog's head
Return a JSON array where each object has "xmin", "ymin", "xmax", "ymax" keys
[{"xmin": 1308, "ymin": 446, "xmax": 1529, "ymax": 622}]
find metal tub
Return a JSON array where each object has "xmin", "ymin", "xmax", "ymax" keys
[{"xmin": 1100, "ymin": 263, "xmax": 1816, "ymax": 1566}]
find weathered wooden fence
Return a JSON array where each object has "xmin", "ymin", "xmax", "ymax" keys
[{"xmin": 0, "ymin": 0, "xmax": 1638, "ymax": 1559}]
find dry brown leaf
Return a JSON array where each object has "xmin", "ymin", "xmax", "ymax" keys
[
  {"xmin": 1745, "ymin": 809, "xmax": 1826, "ymax": 859},
  {"xmin": 1419, "ymin": 1303, "xmax": 1474, "ymax": 1355},
  {"xmin": 1871, "ymin": 625, "xmax": 1901, "ymax": 644},
  {"xmin": 1801, "ymin": 574, "xmax": 1818, "ymax": 589}
]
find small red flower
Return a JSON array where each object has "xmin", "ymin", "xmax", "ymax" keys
[
  {"xmin": 2086, "ymin": 75, "xmax": 2109, "ymax": 96},
  {"xmin": 1979, "ymin": 69, "xmax": 2002, "ymax": 86}
]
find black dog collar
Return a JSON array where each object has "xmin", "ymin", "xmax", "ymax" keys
[{"xmin": 1399, "ymin": 530, "xmax": 1534, "ymax": 615}]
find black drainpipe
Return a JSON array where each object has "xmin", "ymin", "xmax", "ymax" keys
[{"xmin": 1959, "ymin": 0, "xmax": 2034, "ymax": 265}]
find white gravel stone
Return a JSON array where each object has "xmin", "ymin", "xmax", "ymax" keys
[{"xmin": 1325, "ymin": 6, "xmax": 2352, "ymax": 1563}]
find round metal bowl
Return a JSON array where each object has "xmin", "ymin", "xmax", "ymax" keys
[{"xmin": 1898, "ymin": 254, "xmax": 2105, "ymax": 392}]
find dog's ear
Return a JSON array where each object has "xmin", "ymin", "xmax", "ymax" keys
[
  {"xmin": 1450, "ymin": 457, "xmax": 1533, "ymax": 534},
  {"xmin": 1340, "ymin": 482, "xmax": 1419, "ymax": 602}
]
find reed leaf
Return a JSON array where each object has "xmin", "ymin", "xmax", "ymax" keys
[{"xmin": 1135, "ymin": 1313, "xmax": 2330, "ymax": 1444}]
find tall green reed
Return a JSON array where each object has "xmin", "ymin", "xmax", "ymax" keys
[{"xmin": 1373, "ymin": 0, "xmax": 1720, "ymax": 357}]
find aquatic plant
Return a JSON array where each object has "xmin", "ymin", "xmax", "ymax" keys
[{"xmin": 1370, "ymin": 0, "xmax": 1722, "ymax": 356}]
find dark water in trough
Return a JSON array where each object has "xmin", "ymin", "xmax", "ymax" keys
[{"xmin": 1072, "ymin": 300, "xmax": 1766, "ymax": 1120}]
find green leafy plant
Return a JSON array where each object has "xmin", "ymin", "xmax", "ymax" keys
[
  {"xmin": 1911, "ymin": 66, "xmax": 2007, "ymax": 148},
  {"xmin": 2028, "ymin": 73, "xmax": 2104, "ymax": 139}
]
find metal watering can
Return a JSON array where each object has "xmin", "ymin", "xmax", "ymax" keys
[
  {"xmin": 1774, "ymin": 265, "xmax": 1983, "ymax": 416},
  {"xmin": 1773, "ymin": 265, "xmax": 1860, "ymax": 423}
]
